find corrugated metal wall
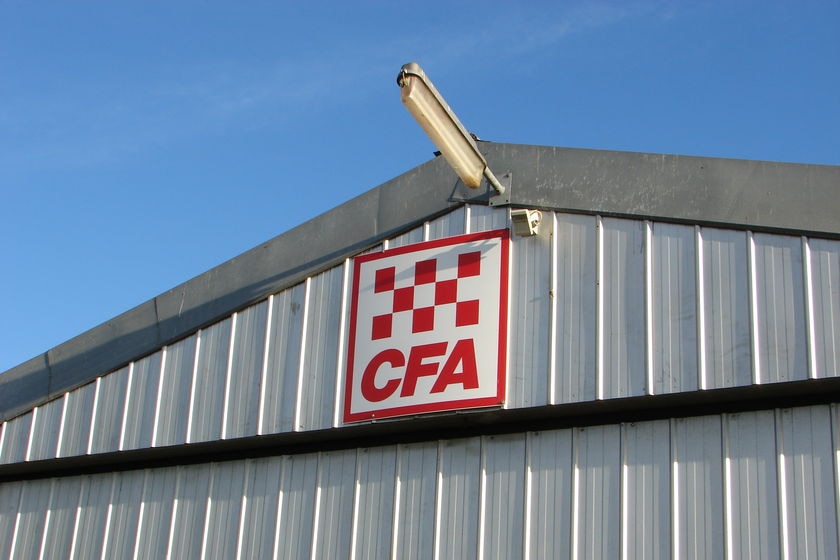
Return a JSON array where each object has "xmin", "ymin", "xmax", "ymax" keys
[
  {"xmin": 1, "ymin": 405, "xmax": 838, "ymax": 559},
  {"xmin": 2, "ymin": 205, "xmax": 840, "ymax": 464}
]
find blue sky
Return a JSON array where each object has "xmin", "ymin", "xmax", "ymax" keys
[{"xmin": 1, "ymin": 1, "xmax": 838, "ymax": 374}]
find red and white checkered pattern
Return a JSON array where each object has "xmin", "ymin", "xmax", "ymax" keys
[{"xmin": 370, "ymin": 251, "xmax": 482, "ymax": 340}]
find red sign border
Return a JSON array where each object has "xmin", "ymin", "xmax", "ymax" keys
[{"xmin": 343, "ymin": 229, "xmax": 510, "ymax": 423}]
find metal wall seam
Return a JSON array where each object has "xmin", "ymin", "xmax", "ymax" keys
[
  {"xmin": 256, "ymin": 296, "xmax": 275, "ymax": 436},
  {"xmin": 548, "ymin": 213, "xmax": 559, "ymax": 405},
  {"xmin": 185, "ymin": 329, "xmax": 203, "ymax": 444},
  {"xmin": 749, "ymin": 231, "xmax": 763, "ymax": 385},
  {"xmin": 293, "ymin": 277, "xmax": 312, "ymax": 434},
  {"xmin": 332, "ymin": 260, "xmax": 352, "ymax": 429},
  {"xmin": 695, "ymin": 226, "xmax": 708, "ymax": 391},
  {"xmin": 810, "ymin": 239, "xmax": 840, "ymax": 378},
  {"xmin": 220, "ymin": 311, "xmax": 239, "ymax": 440},
  {"xmin": 645, "ymin": 221, "xmax": 655, "ymax": 397},
  {"xmin": 803, "ymin": 237, "xmax": 819, "ymax": 380},
  {"xmin": 596, "ymin": 215, "xmax": 605, "ymax": 402}
]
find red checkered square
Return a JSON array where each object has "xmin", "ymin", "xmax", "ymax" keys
[
  {"xmin": 375, "ymin": 266, "xmax": 395, "ymax": 293},
  {"xmin": 415, "ymin": 259, "xmax": 437, "ymax": 285},
  {"xmin": 455, "ymin": 299, "xmax": 480, "ymax": 326},
  {"xmin": 393, "ymin": 287, "xmax": 414, "ymax": 312},
  {"xmin": 412, "ymin": 306, "xmax": 435, "ymax": 333},
  {"xmin": 458, "ymin": 251, "xmax": 481, "ymax": 278},
  {"xmin": 371, "ymin": 314, "xmax": 392, "ymax": 340},
  {"xmin": 435, "ymin": 279, "xmax": 458, "ymax": 305}
]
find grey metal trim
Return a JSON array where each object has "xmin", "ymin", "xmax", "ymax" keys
[{"xmin": 2, "ymin": 142, "xmax": 837, "ymax": 422}]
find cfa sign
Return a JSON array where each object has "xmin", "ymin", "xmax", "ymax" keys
[{"xmin": 344, "ymin": 229, "xmax": 509, "ymax": 422}]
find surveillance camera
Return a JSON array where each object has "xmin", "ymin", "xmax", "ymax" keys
[{"xmin": 510, "ymin": 209, "xmax": 542, "ymax": 237}]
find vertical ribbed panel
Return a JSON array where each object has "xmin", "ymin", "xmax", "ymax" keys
[
  {"xmin": 297, "ymin": 265, "xmax": 346, "ymax": 431},
  {"xmin": 436, "ymin": 437, "xmax": 481, "ymax": 560},
  {"xmin": 468, "ymin": 204, "xmax": 508, "ymax": 233},
  {"xmin": 552, "ymin": 213, "xmax": 597, "ymax": 404},
  {"xmin": 393, "ymin": 441, "xmax": 437, "ymax": 560},
  {"xmin": 203, "ymin": 461, "xmax": 245, "ymax": 558},
  {"xmin": 3, "ymin": 404, "xmax": 840, "ymax": 557},
  {"xmin": 508, "ymin": 221, "xmax": 552, "ymax": 409},
  {"xmin": 809, "ymin": 239, "xmax": 840, "ymax": 377},
  {"xmin": 153, "ymin": 335, "xmax": 196, "ymax": 447},
  {"xmin": 700, "ymin": 228, "xmax": 752, "ymax": 388},
  {"xmin": 27, "ymin": 397, "xmax": 63, "ymax": 461},
  {"xmin": 353, "ymin": 446, "xmax": 397, "ymax": 559},
  {"xmin": 650, "ymin": 223, "xmax": 698, "ymax": 394},
  {"xmin": 600, "ymin": 218, "xmax": 646, "ymax": 399},
  {"xmin": 134, "ymin": 467, "xmax": 177, "ymax": 558},
  {"xmin": 57, "ymin": 381, "xmax": 95, "ymax": 457},
  {"xmin": 526, "ymin": 429, "xmax": 573, "ymax": 558},
  {"xmin": 72, "ymin": 474, "xmax": 113, "ymax": 559},
  {"xmin": 9, "ymin": 478, "xmax": 51, "ymax": 559},
  {"xmin": 776, "ymin": 405, "xmax": 838, "ymax": 557},
  {"xmin": 168, "ymin": 464, "xmax": 211, "ymax": 558},
  {"xmin": 101, "ymin": 468, "xmax": 144, "ymax": 557},
  {"xmin": 88, "ymin": 366, "xmax": 129, "ymax": 454},
  {"xmin": 0, "ymin": 481, "xmax": 22, "ymax": 558},
  {"xmin": 389, "ymin": 226, "xmax": 424, "ymax": 248},
  {"xmin": 724, "ymin": 410, "xmax": 781, "ymax": 559},
  {"xmin": 40, "ymin": 476, "xmax": 80, "ymax": 558},
  {"xmin": 120, "ymin": 353, "xmax": 163, "ymax": 450},
  {"xmin": 261, "ymin": 284, "xmax": 305, "ymax": 434},
  {"xmin": 622, "ymin": 420, "xmax": 671, "ymax": 559},
  {"xmin": 671, "ymin": 415, "xmax": 725, "ymax": 559},
  {"xmin": 0, "ymin": 412, "xmax": 31, "ymax": 464},
  {"xmin": 224, "ymin": 301, "xmax": 268, "ymax": 439},
  {"xmin": 480, "ymin": 434, "xmax": 526, "ymax": 559},
  {"xmin": 573, "ymin": 424, "xmax": 621, "ymax": 559},
  {"xmin": 752, "ymin": 234, "xmax": 808, "ymax": 383},
  {"xmin": 188, "ymin": 318, "xmax": 231, "ymax": 443},
  {"xmin": 426, "ymin": 206, "xmax": 466, "ymax": 240},
  {"xmin": 275, "ymin": 454, "xmax": 317, "ymax": 559},
  {"xmin": 238, "ymin": 457, "xmax": 282, "ymax": 559},
  {"xmin": 312, "ymin": 450, "xmax": 355, "ymax": 559}
]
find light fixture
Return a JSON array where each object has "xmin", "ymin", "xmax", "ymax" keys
[
  {"xmin": 397, "ymin": 62, "xmax": 505, "ymax": 195},
  {"xmin": 510, "ymin": 209, "xmax": 542, "ymax": 237}
]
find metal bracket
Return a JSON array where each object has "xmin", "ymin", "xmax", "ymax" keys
[{"xmin": 488, "ymin": 172, "xmax": 512, "ymax": 206}]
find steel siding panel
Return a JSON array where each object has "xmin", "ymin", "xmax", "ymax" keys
[
  {"xmin": 57, "ymin": 382, "xmax": 96, "ymax": 458},
  {"xmin": 0, "ymin": 482, "xmax": 22, "ymax": 558},
  {"xmin": 71, "ymin": 474, "xmax": 113, "ymax": 560},
  {"xmin": 426, "ymin": 206, "xmax": 466, "ymax": 240},
  {"xmin": 468, "ymin": 204, "xmax": 508, "ymax": 233},
  {"xmin": 261, "ymin": 285, "xmax": 306, "ymax": 434},
  {"xmin": 701, "ymin": 228, "xmax": 752, "ymax": 388},
  {"xmin": 40, "ymin": 476, "xmax": 81, "ymax": 559},
  {"xmin": 353, "ymin": 446, "xmax": 397, "ymax": 559},
  {"xmin": 134, "ymin": 467, "xmax": 177, "ymax": 559},
  {"xmin": 120, "ymin": 353, "xmax": 163, "ymax": 451},
  {"xmin": 573, "ymin": 424, "xmax": 621, "ymax": 559},
  {"xmin": 101, "ymin": 468, "xmax": 144, "ymax": 558},
  {"xmin": 481, "ymin": 434, "xmax": 526, "ymax": 560},
  {"xmin": 0, "ymin": 412, "xmax": 31, "ymax": 464},
  {"xmin": 508, "ymin": 223, "xmax": 552, "ymax": 409},
  {"xmin": 671, "ymin": 415, "xmax": 725, "ymax": 559},
  {"xmin": 526, "ymin": 429, "xmax": 573, "ymax": 559},
  {"xmin": 224, "ymin": 301, "xmax": 268, "ymax": 439},
  {"xmin": 777, "ymin": 405, "xmax": 839, "ymax": 558},
  {"xmin": 238, "ymin": 457, "xmax": 283, "ymax": 559},
  {"xmin": 153, "ymin": 336, "xmax": 196, "ymax": 447},
  {"xmin": 27, "ymin": 398, "xmax": 63, "ymax": 461},
  {"xmin": 809, "ymin": 239, "xmax": 840, "ymax": 377},
  {"xmin": 203, "ymin": 461, "xmax": 245, "ymax": 558},
  {"xmin": 600, "ymin": 218, "xmax": 646, "ymax": 399},
  {"xmin": 650, "ymin": 223, "xmax": 698, "ymax": 394},
  {"xmin": 312, "ymin": 450, "xmax": 355, "ymax": 560},
  {"xmin": 297, "ymin": 266, "xmax": 345, "ymax": 431},
  {"xmin": 188, "ymin": 319, "xmax": 231, "ymax": 443},
  {"xmin": 393, "ymin": 441, "xmax": 438, "ymax": 560},
  {"xmin": 622, "ymin": 420, "xmax": 671, "ymax": 559},
  {"xmin": 88, "ymin": 366, "xmax": 129, "ymax": 454},
  {"xmin": 275, "ymin": 454, "xmax": 318, "ymax": 559},
  {"xmin": 553, "ymin": 213, "xmax": 597, "ymax": 404},
  {"xmin": 9, "ymin": 479, "xmax": 51, "ymax": 559},
  {"xmin": 752, "ymin": 234, "xmax": 809, "ymax": 383},
  {"xmin": 167, "ymin": 464, "xmax": 212, "ymax": 559},
  {"xmin": 724, "ymin": 410, "xmax": 781, "ymax": 559},
  {"xmin": 436, "ymin": 437, "xmax": 481, "ymax": 560}
]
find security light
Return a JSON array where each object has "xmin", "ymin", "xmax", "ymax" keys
[
  {"xmin": 510, "ymin": 209, "xmax": 542, "ymax": 237},
  {"xmin": 398, "ymin": 62, "xmax": 505, "ymax": 195}
]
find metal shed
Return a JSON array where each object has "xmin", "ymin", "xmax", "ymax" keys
[{"xmin": 1, "ymin": 142, "xmax": 839, "ymax": 559}]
